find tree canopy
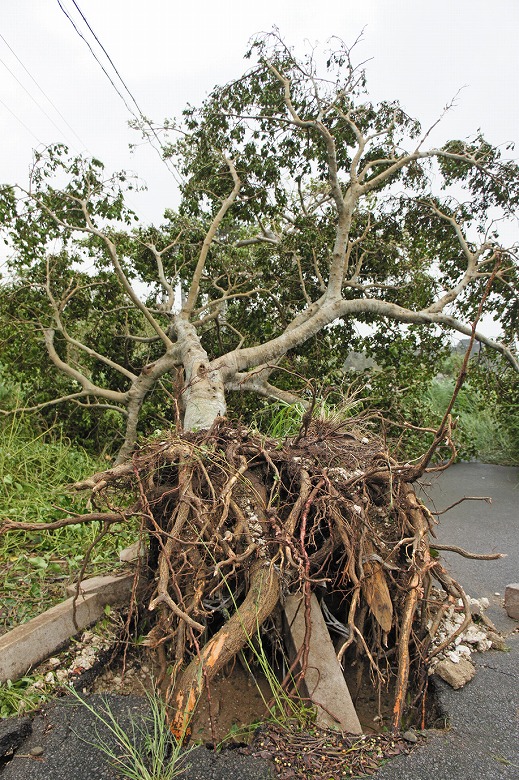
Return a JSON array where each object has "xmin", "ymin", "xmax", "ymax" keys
[{"xmin": 1, "ymin": 31, "xmax": 518, "ymax": 461}]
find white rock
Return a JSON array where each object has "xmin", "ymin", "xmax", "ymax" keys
[{"xmin": 456, "ymin": 644, "xmax": 471, "ymax": 658}]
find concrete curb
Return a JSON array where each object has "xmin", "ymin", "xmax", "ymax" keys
[{"xmin": 0, "ymin": 574, "xmax": 135, "ymax": 683}]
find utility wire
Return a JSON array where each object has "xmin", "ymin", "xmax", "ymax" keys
[
  {"xmin": 56, "ymin": 0, "xmax": 181, "ymax": 184},
  {"xmin": 0, "ymin": 95, "xmax": 43, "ymax": 144},
  {"xmin": 0, "ymin": 53, "xmax": 82, "ymax": 153},
  {"xmin": 55, "ymin": 0, "xmax": 137, "ymax": 118},
  {"xmin": 70, "ymin": 0, "xmax": 146, "ymax": 120},
  {"xmin": 0, "ymin": 32, "xmax": 90, "ymax": 152}
]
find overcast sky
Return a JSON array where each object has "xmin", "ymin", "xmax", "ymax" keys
[{"xmin": 2, "ymin": 0, "xmax": 518, "ymax": 227}]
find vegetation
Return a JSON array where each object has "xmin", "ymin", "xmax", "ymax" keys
[
  {"xmin": 0, "ymin": 400, "xmax": 134, "ymax": 634},
  {"xmin": 68, "ymin": 687, "xmax": 192, "ymax": 780}
]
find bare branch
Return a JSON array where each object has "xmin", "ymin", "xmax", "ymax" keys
[
  {"xmin": 44, "ymin": 329, "xmax": 129, "ymax": 403},
  {"xmin": 182, "ymin": 157, "xmax": 241, "ymax": 317}
]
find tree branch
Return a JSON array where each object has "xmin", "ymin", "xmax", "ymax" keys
[{"xmin": 182, "ymin": 157, "xmax": 241, "ymax": 317}]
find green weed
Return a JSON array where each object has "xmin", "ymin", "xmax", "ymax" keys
[
  {"xmin": 68, "ymin": 686, "xmax": 192, "ymax": 780},
  {"xmin": 0, "ymin": 675, "xmax": 55, "ymax": 717},
  {"xmin": 0, "ymin": 415, "xmax": 136, "ymax": 631}
]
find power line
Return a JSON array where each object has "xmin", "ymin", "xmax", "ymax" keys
[
  {"xmin": 70, "ymin": 0, "xmax": 146, "ymax": 121},
  {"xmin": 0, "ymin": 95, "xmax": 43, "ymax": 144},
  {"xmin": 55, "ymin": 0, "xmax": 181, "ymax": 185},
  {"xmin": 0, "ymin": 53, "xmax": 82, "ymax": 153},
  {"xmin": 0, "ymin": 32, "xmax": 90, "ymax": 152},
  {"xmin": 55, "ymin": 0, "xmax": 137, "ymax": 118}
]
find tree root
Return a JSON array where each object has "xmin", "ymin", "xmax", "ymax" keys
[{"xmin": 1, "ymin": 417, "xmax": 482, "ymax": 734}]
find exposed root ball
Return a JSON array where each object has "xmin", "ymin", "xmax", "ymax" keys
[{"xmin": 70, "ymin": 418, "xmax": 468, "ymax": 733}]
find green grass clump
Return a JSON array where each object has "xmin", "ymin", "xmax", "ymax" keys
[
  {"xmin": 0, "ymin": 415, "xmax": 136, "ymax": 632},
  {"xmin": 425, "ymin": 378, "xmax": 519, "ymax": 465},
  {"xmin": 69, "ymin": 687, "xmax": 192, "ymax": 780}
]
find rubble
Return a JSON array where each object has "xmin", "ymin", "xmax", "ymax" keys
[
  {"xmin": 429, "ymin": 595, "xmax": 505, "ymax": 688},
  {"xmin": 504, "ymin": 583, "xmax": 519, "ymax": 620},
  {"xmin": 434, "ymin": 658, "xmax": 476, "ymax": 689}
]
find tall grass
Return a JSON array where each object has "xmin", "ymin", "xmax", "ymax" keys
[
  {"xmin": 425, "ymin": 378, "xmax": 519, "ymax": 465},
  {"xmin": 0, "ymin": 414, "xmax": 135, "ymax": 631}
]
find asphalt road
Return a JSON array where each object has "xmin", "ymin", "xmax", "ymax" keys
[
  {"xmin": 376, "ymin": 462, "xmax": 519, "ymax": 780},
  {"xmin": 416, "ymin": 462, "xmax": 518, "ymax": 633}
]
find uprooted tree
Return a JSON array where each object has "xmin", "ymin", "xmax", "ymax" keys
[{"xmin": 1, "ymin": 32, "xmax": 518, "ymax": 734}]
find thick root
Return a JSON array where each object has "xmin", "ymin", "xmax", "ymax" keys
[{"xmin": 169, "ymin": 560, "xmax": 280, "ymax": 739}]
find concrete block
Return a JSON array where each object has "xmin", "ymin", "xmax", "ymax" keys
[
  {"xmin": 504, "ymin": 583, "xmax": 519, "ymax": 620},
  {"xmin": 0, "ymin": 593, "xmax": 103, "ymax": 683},
  {"xmin": 119, "ymin": 541, "xmax": 146, "ymax": 563},
  {"xmin": 283, "ymin": 593, "xmax": 362, "ymax": 733},
  {"xmin": 65, "ymin": 573, "xmax": 136, "ymax": 606},
  {"xmin": 0, "ymin": 575, "xmax": 137, "ymax": 683}
]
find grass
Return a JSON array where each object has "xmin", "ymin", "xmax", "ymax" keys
[
  {"xmin": 425, "ymin": 378, "xmax": 519, "ymax": 465},
  {"xmin": 68, "ymin": 686, "xmax": 192, "ymax": 780},
  {"xmin": 0, "ymin": 675, "xmax": 55, "ymax": 718},
  {"xmin": 0, "ymin": 415, "xmax": 137, "ymax": 633}
]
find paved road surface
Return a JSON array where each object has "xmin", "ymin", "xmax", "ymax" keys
[{"xmin": 416, "ymin": 462, "xmax": 518, "ymax": 633}]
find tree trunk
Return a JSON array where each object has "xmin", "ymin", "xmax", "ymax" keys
[
  {"xmin": 176, "ymin": 315, "xmax": 227, "ymax": 432},
  {"xmin": 182, "ymin": 362, "xmax": 226, "ymax": 432}
]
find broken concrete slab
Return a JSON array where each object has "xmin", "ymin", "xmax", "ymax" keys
[
  {"xmin": 283, "ymin": 593, "xmax": 362, "ymax": 734},
  {"xmin": 504, "ymin": 583, "xmax": 519, "ymax": 620},
  {"xmin": 434, "ymin": 657, "xmax": 476, "ymax": 689},
  {"xmin": 119, "ymin": 541, "xmax": 146, "ymax": 563},
  {"xmin": 0, "ymin": 575, "xmax": 136, "ymax": 684}
]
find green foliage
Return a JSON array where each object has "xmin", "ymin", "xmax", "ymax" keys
[
  {"xmin": 0, "ymin": 32, "xmax": 517, "ymax": 455},
  {"xmin": 0, "ymin": 410, "xmax": 135, "ymax": 632},
  {"xmin": 0, "ymin": 676, "xmax": 54, "ymax": 718},
  {"xmin": 394, "ymin": 354, "xmax": 519, "ymax": 465}
]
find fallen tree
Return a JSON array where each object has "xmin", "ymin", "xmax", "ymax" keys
[{"xmin": 1, "ymin": 31, "xmax": 517, "ymax": 735}]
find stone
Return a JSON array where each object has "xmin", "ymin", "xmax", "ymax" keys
[
  {"xmin": 29, "ymin": 746, "xmax": 44, "ymax": 757},
  {"xmin": 283, "ymin": 593, "xmax": 362, "ymax": 734},
  {"xmin": 504, "ymin": 583, "xmax": 519, "ymax": 620},
  {"xmin": 434, "ymin": 657, "xmax": 476, "ymax": 689},
  {"xmin": 402, "ymin": 730, "xmax": 418, "ymax": 743},
  {"xmin": 486, "ymin": 630, "xmax": 507, "ymax": 650}
]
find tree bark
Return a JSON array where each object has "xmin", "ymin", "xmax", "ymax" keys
[{"xmin": 175, "ymin": 315, "xmax": 227, "ymax": 431}]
